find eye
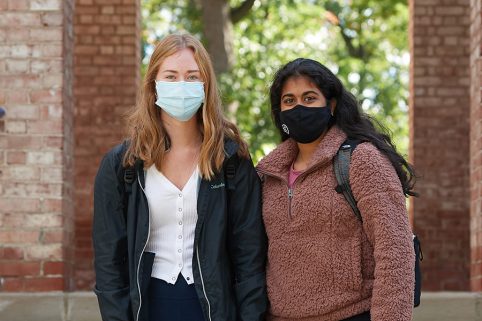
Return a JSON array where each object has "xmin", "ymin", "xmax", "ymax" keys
[
  {"xmin": 282, "ymin": 97, "xmax": 294, "ymax": 105},
  {"xmin": 304, "ymin": 96, "xmax": 316, "ymax": 102},
  {"xmin": 164, "ymin": 74, "xmax": 176, "ymax": 80},
  {"xmin": 187, "ymin": 74, "xmax": 200, "ymax": 81}
]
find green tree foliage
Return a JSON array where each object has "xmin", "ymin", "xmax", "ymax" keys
[{"xmin": 142, "ymin": 0, "xmax": 409, "ymax": 162}]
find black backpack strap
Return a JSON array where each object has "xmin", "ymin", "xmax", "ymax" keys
[
  {"xmin": 225, "ymin": 153, "xmax": 239, "ymax": 191},
  {"xmin": 116, "ymin": 141, "xmax": 136, "ymax": 221},
  {"xmin": 333, "ymin": 139, "xmax": 362, "ymax": 222},
  {"xmin": 334, "ymin": 139, "xmax": 423, "ymax": 307}
]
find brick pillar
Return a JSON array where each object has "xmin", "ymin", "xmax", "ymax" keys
[
  {"xmin": 0, "ymin": 0, "xmax": 75, "ymax": 291},
  {"xmin": 409, "ymin": 0, "xmax": 471, "ymax": 290},
  {"xmin": 73, "ymin": 0, "xmax": 140, "ymax": 290},
  {"xmin": 470, "ymin": 0, "xmax": 482, "ymax": 292}
]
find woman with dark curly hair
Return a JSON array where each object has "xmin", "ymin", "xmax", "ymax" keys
[{"xmin": 257, "ymin": 58, "xmax": 416, "ymax": 321}]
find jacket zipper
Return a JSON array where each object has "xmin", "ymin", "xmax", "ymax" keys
[
  {"xmin": 288, "ymin": 187, "xmax": 293, "ymax": 219},
  {"xmin": 258, "ymin": 163, "xmax": 327, "ymax": 220},
  {"xmin": 196, "ymin": 245, "xmax": 212, "ymax": 321},
  {"xmin": 136, "ymin": 173, "xmax": 150, "ymax": 321}
]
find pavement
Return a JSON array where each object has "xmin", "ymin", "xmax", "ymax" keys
[{"xmin": 0, "ymin": 291, "xmax": 480, "ymax": 321}]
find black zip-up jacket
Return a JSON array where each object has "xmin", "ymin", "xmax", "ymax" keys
[{"xmin": 92, "ymin": 140, "xmax": 268, "ymax": 321}]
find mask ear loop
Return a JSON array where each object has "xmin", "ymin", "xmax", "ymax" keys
[
  {"xmin": 153, "ymin": 80, "xmax": 158, "ymax": 100},
  {"xmin": 327, "ymin": 98, "xmax": 335, "ymax": 116}
]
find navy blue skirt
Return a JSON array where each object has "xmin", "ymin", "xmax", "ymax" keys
[{"xmin": 148, "ymin": 276, "xmax": 205, "ymax": 321}]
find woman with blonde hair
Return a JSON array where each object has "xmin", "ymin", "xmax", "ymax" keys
[{"xmin": 92, "ymin": 33, "xmax": 267, "ymax": 321}]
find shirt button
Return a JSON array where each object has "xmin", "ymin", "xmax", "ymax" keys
[
  {"xmin": 179, "ymin": 221, "xmax": 182, "ymax": 225},
  {"xmin": 179, "ymin": 263, "xmax": 182, "ymax": 267},
  {"xmin": 178, "ymin": 235, "xmax": 182, "ymax": 239},
  {"xmin": 172, "ymin": 276, "xmax": 176, "ymax": 281},
  {"xmin": 178, "ymin": 249, "xmax": 182, "ymax": 253},
  {"xmin": 178, "ymin": 208, "xmax": 182, "ymax": 212},
  {"xmin": 187, "ymin": 277, "xmax": 190, "ymax": 281},
  {"xmin": 178, "ymin": 193, "xmax": 182, "ymax": 197}
]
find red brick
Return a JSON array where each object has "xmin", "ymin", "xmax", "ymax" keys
[
  {"xmin": 6, "ymin": 151, "xmax": 26, "ymax": 164},
  {"xmin": 0, "ymin": 13, "xmax": 41, "ymax": 27},
  {"xmin": 0, "ymin": 247, "xmax": 24, "ymax": 260},
  {"xmin": 0, "ymin": 231, "xmax": 40, "ymax": 243},
  {"xmin": 3, "ymin": 213, "xmax": 63, "ymax": 228},
  {"xmin": 29, "ymin": 28, "xmax": 62, "ymax": 41},
  {"xmin": 1, "ymin": 277, "xmax": 25, "ymax": 291},
  {"xmin": 41, "ymin": 199, "xmax": 63, "ymax": 213},
  {"xmin": 43, "ymin": 261, "xmax": 64, "ymax": 275},
  {"xmin": 6, "ymin": 136, "xmax": 42, "ymax": 149},
  {"xmin": 41, "ymin": 12, "xmax": 63, "ymax": 26},
  {"xmin": 32, "ymin": 44, "xmax": 62, "ymax": 58},
  {"xmin": 6, "ymin": 28, "xmax": 30, "ymax": 42},
  {"xmin": 30, "ymin": 89, "xmax": 61, "ymax": 104},
  {"xmin": 42, "ymin": 230, "xmax": 63, "ymax": 243},
  {"xmin": 24, "ymin": 277, "xmax": 64, "ymax": 291},
  {"xmin": 27, "ymin": 120, "xmax": 62, "ymax": 134},
  {"xmin": 40, "ymin": 167, "xmax": 62, "ymax": 182},
  {"xmin": 0, "ymin": 165, "xmax": 41, "ymax": 181},
  {"xmin": 5, "ymin": 105, "xmax": 40, "ymax": 120},
  {"xmin": 0, "ymin": 261, "xmax": 40, "ymax": 276}
]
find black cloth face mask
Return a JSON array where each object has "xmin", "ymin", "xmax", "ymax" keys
[{"xmin": 279, "ymin": 104, "xmax": 333, "ymax": 144}]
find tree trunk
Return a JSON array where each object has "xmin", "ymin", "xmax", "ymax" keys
[{"xmin": 199, "ymin": 0, "xmax": 234, "ymax": 74}]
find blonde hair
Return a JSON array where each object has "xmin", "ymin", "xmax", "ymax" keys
[{"xmin": 123, "ymin": 32, "xmax": 249, "ymax": 179}]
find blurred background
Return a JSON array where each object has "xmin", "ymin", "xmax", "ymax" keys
[
  {"xmin": 141, "ymin": 0, "xmax": 410, "ymax": 162},
  {"xmin": 0, "ymin": 0, "xmax": 481, "ymax": 320}
]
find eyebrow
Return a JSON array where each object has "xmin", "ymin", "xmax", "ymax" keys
[
  {"xmin": 162, "ymin": 69, "xmax": 200, "ymax": 73},
  {"xmin": 281, "ymin": 90, "xmax": 319, "ymax": 99}
]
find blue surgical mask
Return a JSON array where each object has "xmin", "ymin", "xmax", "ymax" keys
[{"xmin": 155, "ymin": 81, "xmax": 205, "ymax": 121}]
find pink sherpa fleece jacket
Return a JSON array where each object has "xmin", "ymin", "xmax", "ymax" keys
[{"xmin": 256, "ymin": 126, "xmax": 415, "ymax": 321}]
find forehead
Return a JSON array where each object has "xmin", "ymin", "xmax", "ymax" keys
[
  {"xmin": 159, "ymin": 48, "xmax": 199, "ymax": 71},
  {"xmin": 281, "ymin": 75, "xmax": 320, "ymax": 94}
]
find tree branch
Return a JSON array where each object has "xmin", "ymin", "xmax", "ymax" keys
[
  {"xmin": 230, "ymin": 0, "xmax": 255, "ymax": 24},
  {"xmin": 325, "ymin": 9, "xmax": 367, "ymax": 61}
]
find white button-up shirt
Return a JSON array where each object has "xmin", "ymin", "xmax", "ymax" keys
[{"xmin": 144, "ymin": 165, "xmax": 200, "ymax": 284}]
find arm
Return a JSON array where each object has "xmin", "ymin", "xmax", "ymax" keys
[
  {"xmin": 350, "ymin": 143, "xmax": 415, "ymax": 321},
  {"xmin": 92, "ymin": 151, "xmax": 133, "ymax": 321},
  {"xmin": 226, "ymin": 156, "xmax": 268, "ymax": 321}
]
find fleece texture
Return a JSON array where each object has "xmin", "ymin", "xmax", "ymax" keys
[{"xmin": 256, "ymin": 125, "xmax": 415, "ymax": 321}]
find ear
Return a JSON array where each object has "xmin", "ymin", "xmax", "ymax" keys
[{"xmin": 330, "ymin": 99, "xmax": 336, "ymax": 116}]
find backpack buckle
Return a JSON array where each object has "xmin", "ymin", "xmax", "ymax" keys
[
  {"xmin": 124, "ymin": 167, "xmax": 136, "ymax": 184},
  {"xmin": 226, "ymin": 164, "xmax": 236, "ymax": 179}
]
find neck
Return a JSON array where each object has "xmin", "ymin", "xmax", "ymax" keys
[{"xmin": 162, "ymin": 113, "xmax": 202, "ymax": 150}]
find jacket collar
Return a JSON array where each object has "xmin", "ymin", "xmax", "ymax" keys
[
  {"xmin": 257, "ymin": 125, "xmax": 347, "ymax": 178},
  {"xmin": 133, "ymin": 139, "xmax": 239, "ymax": 189}
]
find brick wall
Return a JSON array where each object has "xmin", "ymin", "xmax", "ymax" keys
[
  {"xmin": 73, "ymin": 0, "xmax": 140, "ymax": 290},
  {"xmin": 470, "ymin": 0, "xmax": 482, "ymax": 291},
  {"xmin": 0, "ymin": 0, "xmax": 75, "ymax": 291},
  {"xmin": 409, "ymin": 0, "xmax": 472, "ymax": 290}
]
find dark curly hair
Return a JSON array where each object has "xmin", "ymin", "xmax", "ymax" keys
[{"xmin": 269, "ymin": 58, "xmax": 417, "ymax": 197}]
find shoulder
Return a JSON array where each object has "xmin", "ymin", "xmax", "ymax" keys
[
  {"xmin": 351, "ymin": 142, "xmax": 392, "ymax": 171},
  {"xmin": 350, "ymin": 142, "xmax": 402, "ymax": 193},
  {"xmin": 97, "ymin": 142, "xmax": 128, "ymax": 176}
]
